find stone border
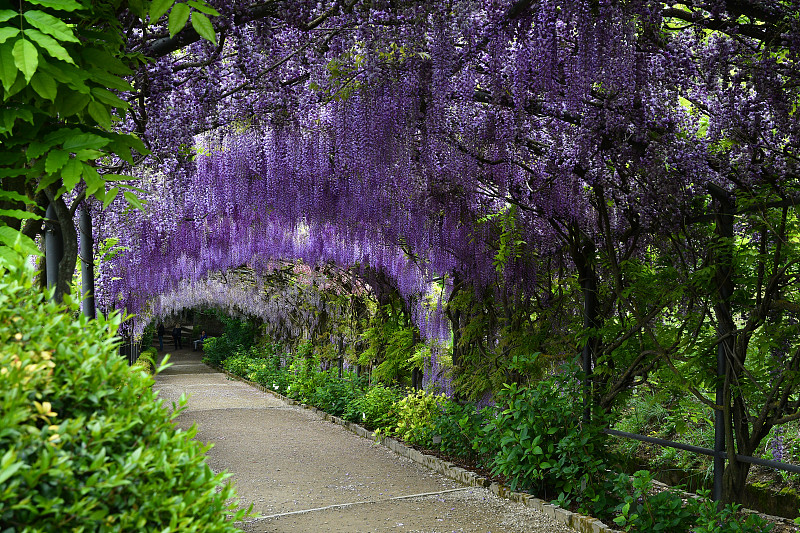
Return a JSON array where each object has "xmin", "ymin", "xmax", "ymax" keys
[{"xmin": 214, "ymin": 366, "xmax": 618, "ymax": 533}]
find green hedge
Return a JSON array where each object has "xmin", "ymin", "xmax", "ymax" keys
[
  {"xmin": 133, "ymin": 348, "xmax": 158, "ymax": 375},
  {"xmin": 0, "ymin": 258, "xmax": 249, "ymax": 531}
]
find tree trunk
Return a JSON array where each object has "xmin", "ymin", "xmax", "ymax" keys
[{"xmin": 722, "ymin": 456, "xmax": 751, "ymax": 504}]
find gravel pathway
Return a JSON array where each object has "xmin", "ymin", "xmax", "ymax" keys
[{"xmin": 153, "ymin": 350, "xmax": 576, "ymax": 533}]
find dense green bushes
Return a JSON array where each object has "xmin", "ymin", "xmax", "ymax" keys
[{"xmin": 0, "ymin": 260, "xmax": 248, "ymax": 531}]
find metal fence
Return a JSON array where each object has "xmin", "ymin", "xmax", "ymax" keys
[{"xmin": 119, "ymin": 338, "xmax": 141, "ymax": 366}]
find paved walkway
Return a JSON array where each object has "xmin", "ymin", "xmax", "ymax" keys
[{"xmin": 153, "ymin": 349, "xmax": 575, "ymax": 533}]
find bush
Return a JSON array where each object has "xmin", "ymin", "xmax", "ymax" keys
[
  {"xmin": 612, "ymin": 472, "xmax": 773, "ymax": 533},
  {"xmin": 221, "ymin": 348, "xmax": 259, "ymax": 376},
  {"xmin": 485, "ymin": 364, "xmax": 611, "ymax": 504},
  {"xmin": 202, "ymin": 315, "xmax": 258, "ymax": 367},
  {"xmin": 0, "ymin": 259, "xmax": 248, "ymax": 530},
  {"xmin": 343, "ymin": 384, "xmax": 403, "ymax": 430},
  {"xmin": 245, "ymin": 347, "xmax": 290, "ymax": 394},
  {"xmin": 612, "ymin": 470, "xmax": 694, "ymax": 532},
  {"xmin": 307, "ymin": 372, "xmax": 363, "ymax": 417},
  {"xmin": 134, "ymin": 348, "xmax": 158, "ymax": 375},
  {"xmin": 132, "ymin": 352, "xmax": 156, "ymax": 375},
  {"xmin": 393, "ymin": 389, "xmax": 447, "ymax": 446},
  {"xmin": 432, "ymin": 401, "xmax": 494, "ymax": 467}
]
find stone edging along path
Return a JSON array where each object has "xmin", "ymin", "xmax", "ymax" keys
[{"xmin": 213, "ymin": 366, "xmax": 617, "ymax": 533}]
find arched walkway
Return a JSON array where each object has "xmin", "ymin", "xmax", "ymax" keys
[{"xmin": 153, "ymin": 350, "xmax": 576, "ymax": 532}]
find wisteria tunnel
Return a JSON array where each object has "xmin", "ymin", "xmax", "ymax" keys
[{"xmin": 3, "ymin": 0, "xmax": 800, "ymax": 526}]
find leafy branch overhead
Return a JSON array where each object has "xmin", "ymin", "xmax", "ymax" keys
[{"xmin": 0, "ymin": 0, "xmax": 218, "ymax": 269}]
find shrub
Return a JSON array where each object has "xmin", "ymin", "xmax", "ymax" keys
[
  {"xmin": 222, "ymin": 348, "xmax": 259, "ymax": 376},
  {"xmin": 202, "ymin": 336, "xmax": 227, "ymax": 367},
  {"xmin": 393, "ymin": 389, "xmax": 447, "ymax": 446},
  {"xmin": 202, "ymin": 315, "xmax": 258, "ymax": 367},
  {"xmin": 690, "ymin": 489, "xmax": 774, "ymax": 533},
  {"xmin": 307, "ymin": 372, "xmax": 363, "ymax": 417},
  {"xmin": 245, "ymin": 347, "xmax": 290, "ymax": 394},
  {"xmin": 0, "ymin": 259, "xmax": 249, "ymax": 530},
  {"xmin": 485, "ymin": 364, "xmax": 611, "ymax": 504},
  {"xmin": 286, "ymin": 353, "xmax": 323, "ymax": 401},
  {"xmin": 132, "ymin": 352, "xmax": 156, "ymax": 375},
  {"xmin": 612, "ymin": 470, "xmax": 694, "ymax": 532},
  {"xmin": 344, "ymin": 384, "xmax": 403, "ymax": 430},
  {"xmin": 612, "ymin": 473, "xmax": 774, "ymax": 533},
  {"xmin": 433, "ymin": 401, "xmax": 494, "ymax": 466},
  {"xmin": 135, "ymin": 348, "xmax": 158, "ymax": 375}
]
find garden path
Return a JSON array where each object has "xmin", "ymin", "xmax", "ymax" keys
[{"xmin": 152, "ymin": 349, "xmax": 575, "ymax": 533}]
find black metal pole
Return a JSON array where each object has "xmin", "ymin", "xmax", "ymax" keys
[
  {"xmin": 580, "ymin": 243, "xmax": 597, "ymax": 425},
  {"xmin": 710, "ymin": 184, "xmax": 734, "ymax": 503},
  {"xmin": 45, "ymin": 204, "xmax": 63, "ymax": 292},
  {"xmin": 79, "ymin": 208, "xmax": 96, "ymax": 319},
  {"xmin": 714, "ymin": 347, "xmax": 726, "ymax": 503}
]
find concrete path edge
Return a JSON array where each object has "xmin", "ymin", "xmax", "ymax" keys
[{"xmin": 211, "ymin": 365, "xmax": 618, "ymax": 533}]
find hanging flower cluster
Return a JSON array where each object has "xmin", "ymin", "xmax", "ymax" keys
[{"xmin": 98, "ymin": 0, "xmax": 799, "ymax": 348}]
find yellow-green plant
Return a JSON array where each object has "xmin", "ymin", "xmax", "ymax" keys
[{"xmin": 394, "ymin": 389, "xmax": 448, "ymax": 445}]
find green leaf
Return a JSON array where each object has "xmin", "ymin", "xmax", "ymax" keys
[
  {"xmin": 0, "ymin": 10, "xmax": 18, "ymax": 23},
  {"xmin": 26, "ymin": 0, "xmax": 82, "ymax": 12},
  {"xmin": 56, "ymin": 90, "xmax": 90, "ymax": 116},
  {"xmin": 90, "ymin": 87, "xmax": 127, "ymax": 108},
  {"xmin": 87, "ymin": 101, "xmax": 111, "ymax": 128},
  {"xmin": 0, "ymin": 167, "xmax": 28, "ymax": 178},
  {"xmin": 168, "ymin": 3, "xmax": 191, "ymax": 37},
  {"xmin": 39, "ymin": 61, "xmax": 89, "ymax": 93},
  {"xmin": 128, "ymin": 0, "xmax": 146, "ymax": 18},
  {"xmin": 75, "ymin": 149, "xmax": 104, "ymax": 160},
  {"xmin": 24, "ymin": 10, "xmax": 79, "ymax": 43},
  {"xmin": 44, "ymin": 127, "xmax": 79, "ymax": 145},
  {"xmin": 27, "ymin": 140, "xmax": 52, "ymax": 160},
  {"xmin": 0, "ymin": 208, "xmax": 41, "ymax": 220},
  {"xmin": 190, "ymin": 12, "xmax": 216, "ymax": 44},
  {"xmin": 82, "ymin": 163, "xmax": 102, "ymax": 195},
  {"xmin": 186, "ymin": 1, "xmax": 220, "ymax": 17},
  {"xmin": 2, "ymin": 107, "xmax": 34, "ymax": 134},
  {"xmin": 123, "ymin": 191, "xmax": 145, "ymax": 211},
  {"xmin": 0, "ymin": 190, "xmax": 34, "ymax": 204},
  {"xmin": 62, "ymin": 132, "xmax": 109, "ymax": 151},
  {"xmin": 12, "ymin": 38, "xmax": 38, "ymax": 83},
  {"xmin": 26, "ymin": 28, "xmax": 75, "ymax": 64},
  {"xmin": 0, "ymin": 227, "xmax": 40, "ymax": 256},
  {"xmin": 4, "ymin": 75, "xmax": 27, "ymax": 97},
  {"xmin": 103, "ymin": 186, "xmax": 119, "ymax": 208},
  {"xmin": 60, "ymin": 157, "xmax": 81, "ymax": 189},
  {"xmin": 31, "ymin": 70, "xmax": 57, "ymax": 101},
  {"xmin": 150, "ymin": 0, "xmax": 173, "ymax": 22},
  {"xmin": 0, "ymin": 44, "xmax": 19, "ymax": 90},
  {"xmin": 37, "ymin": 168, "xmax": 61, "ymax": 190},
  {"xmin": 45, "ymin": 149, "xmax": 70, "ymax": 173},
  {"xmin": 81, "ymin": 49, "xmax": 131, "ymax": 75},
  {"xmin": 0, "ymin": 27, "xmax": 19, "ymax": 44},
  {"xmin": 0, "ymin": 456, "xmax": 23, "ymax": 485},
  {"xmin": 86, "ymin": 68, "xmax": 132, "ymax": 91}
]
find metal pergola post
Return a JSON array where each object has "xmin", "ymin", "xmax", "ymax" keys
[
  {"xmin": 79, "ymin": 207, "xmax": 96, "ymax": 319},
  {"xmin": 580, "ymin": 244, "xmax": 597, "ymax": 425},
  {"xmin": 45, "ymin": 204, "xmax": 63, "ymax": 292},
  {"xmin": 710, "ymin": 184, "xmax": 734, "ymax": 503}
]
